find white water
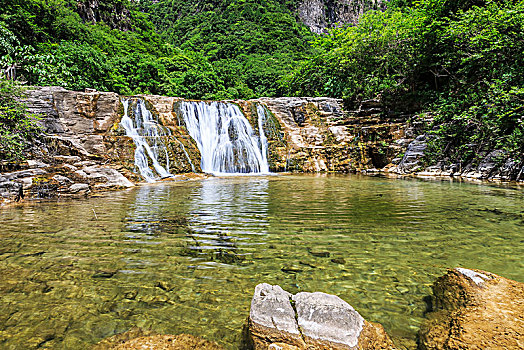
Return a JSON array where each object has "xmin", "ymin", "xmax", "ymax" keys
[
  {"xmin": 178, "ymin": 101, "xmax": 270, "ymax": 175},
  {"xmin": 120, "ymin": 99, "xmax": 173, "ymax": 182}
]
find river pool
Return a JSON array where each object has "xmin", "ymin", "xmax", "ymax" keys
[{"xmin": 0, "ymin": 174, "xmax": 523, "ymax": 349}]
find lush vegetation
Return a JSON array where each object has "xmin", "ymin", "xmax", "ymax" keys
[
  {"xmin": 0, "ymin": 0, "xmax": 313, "ymax": 99},
  {"xmin": 0, "ymin": 80, "xmax": 41, "ymax": 161},
  {"xmin": 142, "ymin": 0, "xmax": 314, "ymax": 98},
  {"xmin": 284, "ymin": 0, "xmax": 524, "ymax": 166},
  {"xmin": 1, "ymin": 0, "xmax": 522, "ymax": 167}
]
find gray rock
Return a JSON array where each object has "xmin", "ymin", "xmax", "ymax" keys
[
  {"xmin": 3, "ymin": 168, "xmax": 47, "ymax": 181},
  {"xmin": 247, "ymin": 284, "xmax": 395, "ymax": 350},
  {"xmin": 83, "ymin": 167, "xmax": 134, "ymax": 188},
  {"xmin": 19, "ymin": 177, "xmax": 35, "ymax": 189},
  {"xmin": 62, "ymin": 164, "xmax": 78, "ymax": 172},
  {"xmin": 26, "ymin": 160, "xmax": 49, "ymax": 168},
  {"xmin": 297, "ymin": 0, "xmax": 384, "ymax": 34},
  {"xmin": 74, "ymin": 169, "xmax": 88, "ymax": 179},
  {"xmin": 477, "ymin": 150, "xmax": 504, "ymax": 178},
  {"xmin": 69, "ymin": 183, "xmax": 89, "ymax": 193},
  {"xmin": 52, "ymin": 175, "xmax": 73, "ymax": 185},
  {"xmin": 250, "ymin": 283, "xmax": 301, "ymax": 338},
  {"xmin": 398, "ymin": 135, "xmax": 428, "ymax": 173},
  {"xmin": 74, "ymin": 161, "xmax": 96, "ymax": 168},
  {"xmin": 0, "ymin": 180, "xmax": 23, "ymax": 201},
  {"xmin": 293, "ymin": 292, "xmax": 364, "ymax": 348}
]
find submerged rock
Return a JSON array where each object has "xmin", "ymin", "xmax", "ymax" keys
[
  {"xmin": 247, "ymin": 283, "xmax": 395, "ymax": 350},
  {"xmin": 419, "ymin": 268, "xmax": 524, "ymax": 350},
  {"xmin": 93, "ymin": 328, "xmax": 224, "ymax": 350}
]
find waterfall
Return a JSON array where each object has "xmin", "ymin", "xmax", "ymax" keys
[
  {"xmin": 120, "ymin": 99, "xmax": 173, "ymax": 182},
  {"xmin": 178, "ymin": 101, "xmax": 270, "ymax": 175}
]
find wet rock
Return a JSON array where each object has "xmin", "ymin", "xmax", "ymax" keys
[
  {"xmin": 397, "ymin": 135, "xmax": 427, "ymax": 173},
  {"xmin": 419, "ymin": 268, "xmax": 524, "ymax": 350},
  {"xmin": 331, "ymin": 258, "xmax": 346, "ymax": 264},
  {"xmin": 294, "ymin": 292, "xmax": 364, "ymax": 348},
  {"xmin": 155, "ymin": 281, "xmax": 175, "ymax": 292},
  {"xmin": 92, "ymin": 270, "xmax": 116, "ymax": 278},
  {"xmin": 0, "ymin": 180, "xmax": 24, "ymax": 203},
  {"xmin": 247, "ymin": 283, "xmax": 395, "ymax": 350},
  {"xmin": 281, "ymin": 265, "xmax": 304, "ymax": 274},
  {"xmin": 308, "ymin": 248, "xmax": 330, "ymax": 257},
  {"xmin": 93, "ymin": 328, "xmax": 224, "ymax": 350},
  {"xmin": 73, "ymin": 166, "xmax": 134, "ymax": 189}
]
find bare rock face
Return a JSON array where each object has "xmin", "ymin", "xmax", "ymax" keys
[
  {"xmin": 247, "ymin": 283, "xmax": 396, "ymax": 350},
  {"xmin": 297, "ymin": 0, "xmax": 384, "ymax": 34},
  {"xmin": 419, "ymin": 268, "xmax": 524, "ymax": 350},
  {"xmin": 26, "ymin": 86, "xmax": 121, "ymax": 157},
  {"xmin": 250, "ymin": 97, "xmax": 406, "ymax": 173}
]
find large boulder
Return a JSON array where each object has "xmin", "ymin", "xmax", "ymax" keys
[
  {"xmin": 247, "ymin": 283, "xmax": 395, "ymax": 350},
  {"xmin": 419, "ymin": 268, "xmax": 524, "ymax": 350}
]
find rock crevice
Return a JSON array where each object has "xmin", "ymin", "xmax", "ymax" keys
[{"xmin": 247, "ymin": 283, "xmax": 395, "ymax": 350}]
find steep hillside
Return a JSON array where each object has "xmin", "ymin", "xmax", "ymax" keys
[{"xmin": 1, "ymin": 0, "xmax": 385, "ymax": 99}]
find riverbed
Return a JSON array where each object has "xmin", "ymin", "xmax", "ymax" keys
[{"xmin": 0, "ymin": 174, "xmax": 522, "ymax": 349}]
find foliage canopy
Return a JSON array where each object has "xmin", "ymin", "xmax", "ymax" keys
[{"xmin": 1, "ymin": 0, "xmax": 522, "ymax": 165}]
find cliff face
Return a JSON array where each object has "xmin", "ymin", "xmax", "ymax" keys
[
  {"xmin": 0, "ymin": 86, "xmax": 409, "ymax": 204},
  {"xmin": 296, "ymin": 0, "xmax": 384, "ymax": 33},
  {"xmin": 2, "ymin": 86, "xmax": 519, "ymax": 205},
  {"xmin": 76, "ymin": 0, "xmax": 132, "ymax": 31}
]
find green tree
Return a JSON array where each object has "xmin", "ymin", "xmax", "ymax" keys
[{"xmin": 0, "ymin": 79, "xmax": 41, "ymax": 161}]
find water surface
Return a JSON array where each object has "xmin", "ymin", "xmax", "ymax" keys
[{"xmin": 0, "ymin": 174, "xmax": 522, "ymax": 349}]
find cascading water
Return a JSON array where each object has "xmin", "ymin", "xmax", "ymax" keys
[
  {"xmin": 120, "ymin": 99, "xmax": 173, "ymax": 182},
  {"xmin": 178, "ymin": 101, "xmax": 270, "ymax": 175}
]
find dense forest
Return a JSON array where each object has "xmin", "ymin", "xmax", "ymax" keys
[{"xmin": 1, "ymin": 0, "xmax": 523, "ymax": 167}]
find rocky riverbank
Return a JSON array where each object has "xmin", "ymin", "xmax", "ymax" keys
[
  {"xmin": 1, "ymin": 86, "xmax": 522, "ymax": 206},
  {"xmin": 89, "ymin": 268, "xmax": 523, "ymax": 349}
]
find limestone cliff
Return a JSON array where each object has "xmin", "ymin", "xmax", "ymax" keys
[
  {"xmin": 76, "ymin": 0, "xmax": 132, "ymax": 31},
  {"xmin": 2, "ymin": 86, "xmax": 519, "ymax": 205},
  {"xmin": 296, "ymin": 0, "xmax": 385, "ymax": 34}
]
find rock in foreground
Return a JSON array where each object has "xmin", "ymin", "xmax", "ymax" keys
[
  {"xmin": 247, "ymin": 283, "xmax": 395, "ymax": 350},
  {"xmin": 419, "ymin": 267, "xmax": 524, "ymax": 350}
]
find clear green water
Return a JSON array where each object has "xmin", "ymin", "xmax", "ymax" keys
[{"xmin": 0, "ymin": 174, "xmax": 523, "ymax": 349}]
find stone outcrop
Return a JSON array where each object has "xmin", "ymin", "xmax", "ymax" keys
[
  {"xmin": 419, "ymin": 268, "xmax": 524, "ymax": 350},
  {"xmin": 296, "ymin": 0, "xmax": 385, "ymax": 34},
  {"xmin": 4, "ymin": 85, "xmax": 519, "ymax": 205},
  {"xmin": 248, "ymin": 97, "xmax": 408, "ymax": 173},
  {"xmin": 93, "ymin": 328, "xmax": 224, "ymax": 350},
  {"xmin": 76, "ymin": 0, "xmax": 132, "ymax": 31},
  {"xmin": 247, "ymin": 283, "xmax": 395, "ymax": 350},
  {"xmin": 0, "ymin": 87, "xmax": 205, "ymax": 205}
]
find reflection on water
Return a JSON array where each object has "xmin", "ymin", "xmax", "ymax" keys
[
  {"xmin": 184, "ymin": 178, "xmax": 269, "ymax": 266},
  {"xmin": 0, "ymin": 175, "xmax": 523, "ymax": 349}
]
